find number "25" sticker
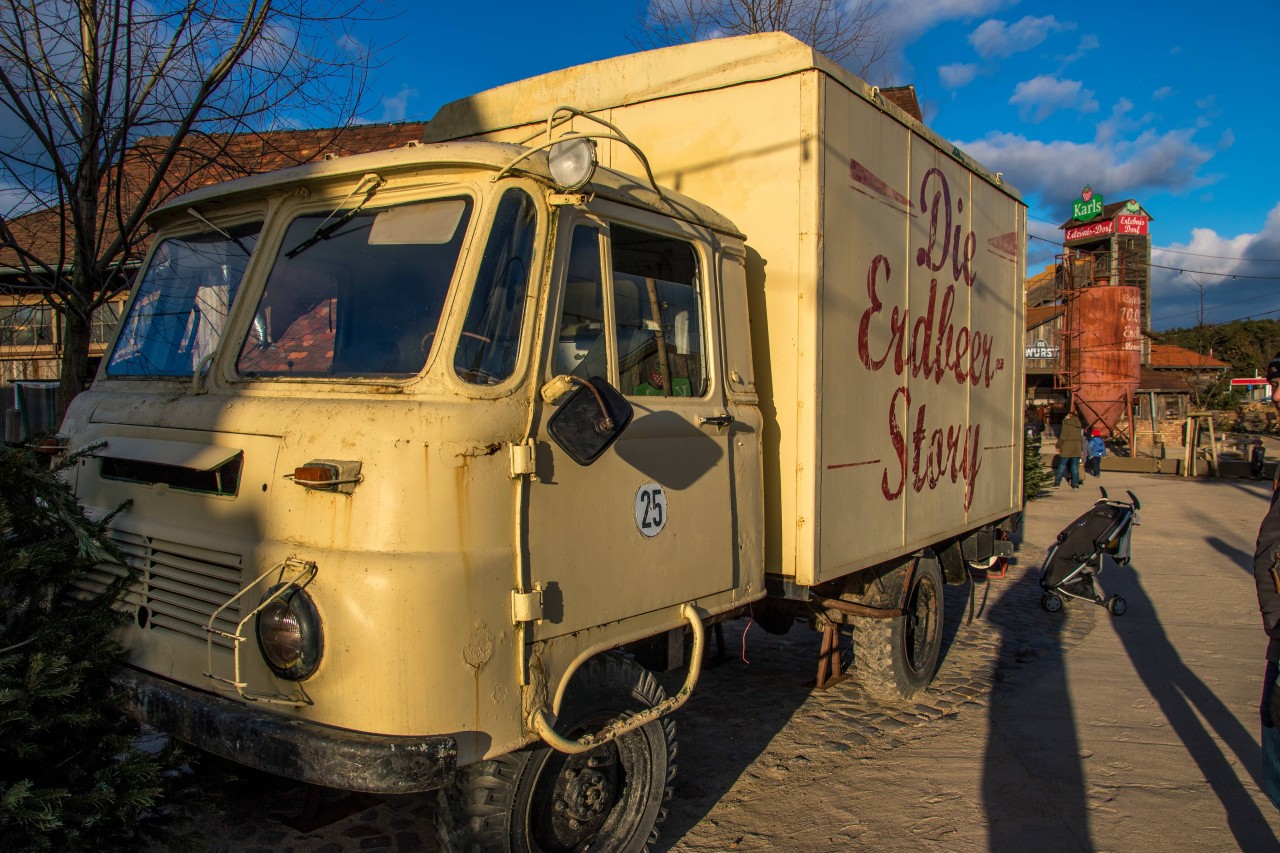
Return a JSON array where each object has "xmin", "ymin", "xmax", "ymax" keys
[{"xmin": 634, "ymin": 483, "xmax": 668, "ymax": 538}]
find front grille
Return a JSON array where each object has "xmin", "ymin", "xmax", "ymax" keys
[{"xmin": 77, "ymin": 531, "xmax": 244, "ymax": 648}]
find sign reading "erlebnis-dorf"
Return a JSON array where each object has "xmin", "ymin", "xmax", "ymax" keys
[
  {"xmin": 1026, "ymin": 340, "xmax": 1060, "ymax": 360},
  {"xmin": 1072, "ymin": 185, "xmax": 1103, "ymax": 221}
]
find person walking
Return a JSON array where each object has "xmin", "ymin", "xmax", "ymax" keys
[
  {"xmin": 1254, "ymin": 354, "xmax": 1280, "ymax": 810},
  {"xmin": 1087, "ymin": 429, "xmax": 1106, "ymax": 477},
  {"xmin": 1054, "ymin": 411, "xmax": 1084, "ymax": 489}
]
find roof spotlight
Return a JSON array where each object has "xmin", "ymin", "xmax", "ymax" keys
[{"xmin": 547, "ymin": 133, "xmax": 597, "ymax": 191}]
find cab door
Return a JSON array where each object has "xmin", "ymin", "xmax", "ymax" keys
[{"xmin": 526, "ymin": 203, "xmax": 741, "ymax": 640}]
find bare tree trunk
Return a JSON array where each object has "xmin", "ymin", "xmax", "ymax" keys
[{"xmin": 58, "ymin": 291, "xmax": 92, "ymax": 417}]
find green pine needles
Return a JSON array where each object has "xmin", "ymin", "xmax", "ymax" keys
[
  {"xmin": 0, "ymin": 445, "xmax": 192, "ymax": 850},
  {"xmin": 1024, "ymin": 440, "xmax": 1053, "ymax": 503}
]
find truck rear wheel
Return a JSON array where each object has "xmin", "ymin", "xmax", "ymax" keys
[
  {"xmin": 851, "ymin": 557, "xmax": 943, "ymax": 700},
  {"xmin": 437, "ymin": 654, "xmax": 676, "ymax": 853}
]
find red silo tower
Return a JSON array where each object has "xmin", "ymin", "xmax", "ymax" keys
[{"xmin": 1056, "ymin": 188, "xmax": 1152, "ymax": 438}]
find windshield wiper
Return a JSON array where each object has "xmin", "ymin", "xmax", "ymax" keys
[
  {"xmin": 285, "ymin": 172, "xmax": 385, "ymax": 259},
  {"xmin": 186, "ymin": 207, "xmax": 252, "ymax": 256}
]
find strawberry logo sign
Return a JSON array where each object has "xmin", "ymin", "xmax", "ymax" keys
[{"xmin": 1072, "ymin": 184, "xmax": 1104, "ymax": 222}]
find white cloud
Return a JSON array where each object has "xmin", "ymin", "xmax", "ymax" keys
[
  {"xmin": 1094, "ymin": 98, "xmax": 1143, "ymax": 145},
  {"xmin": 939, "ymin": 62, "xmax": 980, "ymax": 89},
  {"xmin": 1061, "ymin": 33, "xmax": 1099, "ymax": 64},
  {"xmin": 877, "ymin": 0, "xmax": 1015, "ymax": 79},
  {"xmin": 955, "ymin": 128, "xmax": 1214, "ymax": 213},
  {"xmin": 1149, "ymin": 203, "xmax": 1280, "ymax": 329},
  {"xmin": 878, "ymin": 0, "xmax": 1016, "ymax": 42},
  {"xmin": 1008, "ymin": 75, "xmax": 1099, "ymax": 122},
  {"xmin": 377, "ymin": 85, "xmax": 417, "ymax": 122},
  {"xmin": 1152, "ymin": 85, "xmax": 1175, "ymax": 101},
  {"xmin": 969, "ymin": 15, "xmax": 1071, "ymax": 59},
  {"xmin": 1218, "ymin": 129, "xmax": 1235, "ymax": 151}
]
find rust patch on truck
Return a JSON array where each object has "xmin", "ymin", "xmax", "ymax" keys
[
  {"xmin": 462, "ymin": 624, "xmax": 494, "ymax": 671},
  {"xmin": 438, "ymin": 441, "xmax": 503, "ymax": 469}
]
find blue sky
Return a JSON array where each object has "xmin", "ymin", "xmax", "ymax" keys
[{"xmin": 352, "ymin": 0, "xmax": 1276, "ymax": 331}]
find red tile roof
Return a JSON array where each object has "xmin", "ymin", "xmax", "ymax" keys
[
  {"xmin": 1148, "ymin": 342, "xmax": 1229, "ymax": 369},
  {"xmin": 0, "ymin": 123, "xmax": 427, "ymax": 272},
  {"xmin": 1137, "ymin": 366, "xmax": 1192, "ymax": 391},
  {"xmin": 1026, "ymin": 304, "xmax": 1064, "ymax": 331}
]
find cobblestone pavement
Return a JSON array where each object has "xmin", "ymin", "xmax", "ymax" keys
[{"xmin": 168, "ymin": 526, "xmax": 1092, "ymax": 852}]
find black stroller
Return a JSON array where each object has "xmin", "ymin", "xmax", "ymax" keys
[{"xmin": 1040, "ymin": 488, "xmax": 1140, "ymax": 615}]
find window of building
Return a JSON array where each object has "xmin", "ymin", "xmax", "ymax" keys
[
  {"xmin": 0, "ymin": 304, "xmax": 54, "ymax": 347},
  {"xmin": 90, "ymin": 301, "xmax": 122, "ymax": 346}
]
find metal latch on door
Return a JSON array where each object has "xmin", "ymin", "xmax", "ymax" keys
[{"xmin": 698, "ymin": 413, "xmax": 735, "ymax": 429}]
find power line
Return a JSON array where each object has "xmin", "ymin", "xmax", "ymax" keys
[
  {"xmin": 1153, "ymin": 245, "xmax": 1280, "ymax": 263},
  {"xmin": 1147, "ymin": 262, "xmax": 1280, "ymax": 282},
  {"xmin": 1153, "ymin": 289, "xmax": 1280, "ymax": 323},
  {"xmin": 1024, "ymin": 216, "xmax": 1280, "ymax": 262},
  {"xmin": 1026, "ymin": 233, "xmax": 1280, "ymax": 283}
]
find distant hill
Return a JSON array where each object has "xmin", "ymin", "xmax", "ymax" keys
[{"xmin": 1159, "ymin": 319, "xmax": 1280, "ymax": 382}]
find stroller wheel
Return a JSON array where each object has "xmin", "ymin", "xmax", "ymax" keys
[
  {"xmin": 1107, "ymin": 595, "xmax": 1127, "ymax": 616},
  {"xmin": 1042, "ymin": 593, "xmax": 1063, "ymax": 613}
]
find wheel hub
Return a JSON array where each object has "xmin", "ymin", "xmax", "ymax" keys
[
  {"xmin": 563, "ymin": 768, "xmax": 612, "ymax": 822},
  {"xmin": 903, "ymin": 578, "xmax": 938, "ymax": 672},
  {"xmin": 546, "ymin": 747, "xmax": 620, "ymax": 844}
]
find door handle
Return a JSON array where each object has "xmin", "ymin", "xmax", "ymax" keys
[{"xmin": 698, "ymin": 413, "xmax": 735, "ymax": 429}]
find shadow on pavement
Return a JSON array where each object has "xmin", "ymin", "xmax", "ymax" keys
[
  {"xmin": 1206, "ymin": 534, "xmax": 1255, "ymax": 575},
  {"xmin": 981, "ymin": 565, "xmax": 1091, "ymax": 851},
  {"xmin": 1111, "ymin": 570, "xmax": 1277, "ymax": 850},
  {"xmin": 653, "ymin": 620, "xmax": 821, "ymax": 849}
]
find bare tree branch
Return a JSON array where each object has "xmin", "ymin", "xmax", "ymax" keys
[
  {"xmin": 0, "ymin": 0, "xmax": 376, "ymax": 413},
  {"xmin": 630, "ymin": 0, "xmax": 888, "ymax": 77}
]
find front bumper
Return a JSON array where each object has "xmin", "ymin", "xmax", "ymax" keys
[{"xmin": 114, "ymin": 667, "xmax": 457, "ymax": 794}]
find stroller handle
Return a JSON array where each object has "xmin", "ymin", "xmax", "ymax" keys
[{"xmin": 1098, "ymin": 486, "xmax": 1141, "ymax": 511}]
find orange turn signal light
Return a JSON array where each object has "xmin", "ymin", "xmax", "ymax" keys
[
  {"xmin": 293, "ymin": 463, "xmax": 340, "ymax": 486},
  {"xmin": 286, "ymin": 459, "xmax": 362, "ymax": 493},
  {"xmin": 33, "ymin": 434, "xmax": 69, "ymax": 454}
]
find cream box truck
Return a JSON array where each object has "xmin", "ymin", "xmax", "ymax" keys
[{"xmin": 54, "ymin": 32, "xmax": 1025, "ymax": 852}]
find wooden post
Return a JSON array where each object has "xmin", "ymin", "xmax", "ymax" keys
[
  {"xmin": 1183, "ymin": 417, "xmax": 1194, "ymax": 477},
  {"xmin": 1206, "ymin": 416, "xmax": 1218, "ymax": 478}
]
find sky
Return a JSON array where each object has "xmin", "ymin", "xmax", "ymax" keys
[{"xmin": 351, "ymin": 1, "xmax": 1277, "ymax": 332}]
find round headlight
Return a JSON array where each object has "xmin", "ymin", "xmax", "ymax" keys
[
  {"xmin": 255, "ymin": 586, "xmax": 323, "ymax": 681},
  {"xmin": 547, "ymin": 134, "xmax": 597, "ymax": 191}
]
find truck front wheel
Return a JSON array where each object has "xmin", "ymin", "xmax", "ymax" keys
[
  {"xmin": 851, "ymin": 557, "xmax": 943, "ymax": 700},
  {"xmin": 437, "ymin": 654, "xmax": 676, "ymax": 852}
]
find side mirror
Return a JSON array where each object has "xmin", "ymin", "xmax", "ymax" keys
[{"xmin": 546, "ymin": 376, "xmax": 633, "ymax": 466}]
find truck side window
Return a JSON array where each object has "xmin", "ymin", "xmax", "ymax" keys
[
  {"xmin": 554, "ymin": 226, "xmax": 606, "ymax": 378},
  {"xmin": 610, "ymin": 225, "xmax": 706, "ymax": 398},
  {"xmin": 455, "ymin": 188, "xmax": 538, "ymax": 385}
]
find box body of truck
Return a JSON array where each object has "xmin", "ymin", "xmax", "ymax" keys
[{"xmin": 423, "ymin": 31, "xmax": 1027, "ymax": 588}]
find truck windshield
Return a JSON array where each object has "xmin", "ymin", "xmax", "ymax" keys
[
  {"xmin": 237, "ymin": 196, "xmax": 473, "ymax": 378},
  {"xmin": 105, "ymin": 222, "xmax": 262, "ymax": 377}
]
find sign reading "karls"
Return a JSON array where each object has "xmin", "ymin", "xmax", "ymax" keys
[{"xmin": 1072, "ymin": 185, "xmax": 1104, "ymax": 222}]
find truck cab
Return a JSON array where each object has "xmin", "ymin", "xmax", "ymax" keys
[{"xmin": 57, "ymin": 132, "xmax": 762, "ymax": 848}]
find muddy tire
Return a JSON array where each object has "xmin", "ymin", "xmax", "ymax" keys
[
  {"xmin": 851, "ymin": 557, "xmax": 943, "ymax": 700},
  {"xmin": 437, "ymin": 654, "xmax": 676, "ymax": 852}
]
